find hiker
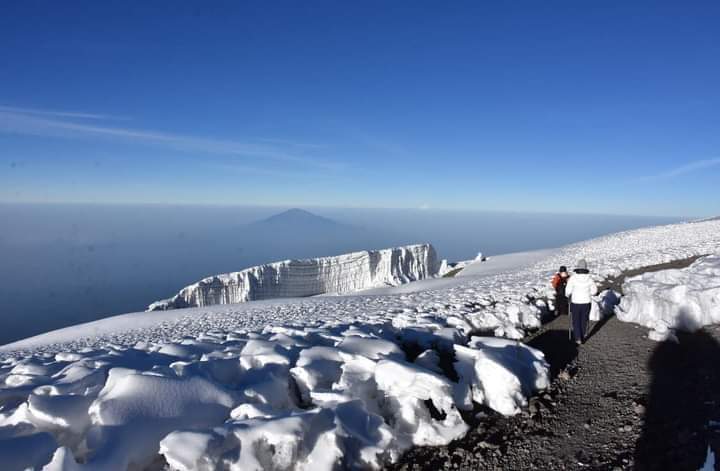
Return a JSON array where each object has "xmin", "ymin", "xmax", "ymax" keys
[
  {"xmin": 565, "ymin": 259, "xmax": 598, "ymax": 345},
  {"xmin": 551, "ymin": 265, "xmax": 570, "ymax": 316}
]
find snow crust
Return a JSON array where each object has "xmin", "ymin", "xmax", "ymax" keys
[
  {"xmin": 456, "ymin": 249, "xmax": 555, "ymax": 278},
  {"xmin": 454, "ymin": 337, "xmax": 549, "ymax": 416},
  {"xmin": 0, "ymin": 324, "xmax": 549, "ymax": 470},
  {"xmin": 148, "ymin": 244, "xmax": 443, "ymax": 311},
  {"xmin": 616, "ymin": 254, "xmax": 720, "ymax": 340},
  {"xmin": 590, "ymin": 289, "xmax": 622, "ymax": 322},
  {"xmin": 1, "ymin": 219, "xmax": 720, "ymax": 469}
]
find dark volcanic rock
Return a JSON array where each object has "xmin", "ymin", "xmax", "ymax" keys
[{"xmin": 387, "ymin": 314, "xmax": 720, "ymax": 471}]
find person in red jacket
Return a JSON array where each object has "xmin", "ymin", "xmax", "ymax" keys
[{"xmin": 551, "ymin": 266, "xmax": 570, "ymax": 317}]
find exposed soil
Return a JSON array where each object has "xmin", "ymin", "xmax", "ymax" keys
[
  {"xmin": 443, "ymin": 268, "xmax": 464, "ymax": 278},
  {"xmin": 389, "ymin": 257, "xmax": 720, "ymax": 471}
]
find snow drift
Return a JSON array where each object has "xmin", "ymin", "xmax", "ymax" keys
[
  {"xmin": 148, "ymin": 244, "xmax": 444, "ymax": 311},
  {"xmin": 2, "ymin": 218, "xmax": 720, "ymax": 469},
  {"xmin": 0, "ymin": 324, "xmax": 549, "ymax": 470},
  {"xmin": 616, "ymin": 254, "xmax": 720, "ymax": 340}
]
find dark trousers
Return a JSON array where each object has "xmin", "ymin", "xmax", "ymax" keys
[
  {"xmin": 556, "ymin": 295, "xmax": 568, "ymax": 316},
  {"xmin": 571, "ymin": 303, "xmax": 591, "ymax": 341}
]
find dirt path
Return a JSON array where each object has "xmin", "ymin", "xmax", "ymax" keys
[
  {"xmin": 599, "ymin": 255, "xmax": 707, "ymax": 294},
  {"xmin": 390, "ymin": 258, "xmax": 720, "ymax": 471}
]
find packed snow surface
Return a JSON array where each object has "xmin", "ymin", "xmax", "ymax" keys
[
  {"xmin": 1, "ymin": 219, "xmax": 720, "ymax": 470},
  {"xmin": 456, "ymin": 249, "xmax": 554, "ymax": 278},
  {"xmin": 148, "ymin": 244, "xmax": 444, "ymax": 311},
  {"xmin": 616, "ymin": 254, "xmax": 720, "ymax": 341},
  {"xmin": 0, "ymin": 325, "xmax": 549, "ymax": 470}
]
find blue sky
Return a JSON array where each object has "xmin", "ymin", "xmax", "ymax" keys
[{"xmin": 1, "ymin": 1, "xmax": 718, "ymax": 217}]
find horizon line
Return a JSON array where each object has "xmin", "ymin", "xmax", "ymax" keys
[{"xmin": 0, "ymin": 199, "xmax": 696, "ymax": 220}]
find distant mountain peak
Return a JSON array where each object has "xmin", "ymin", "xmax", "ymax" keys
[
  {"xmin": 254, "ymin": 208, "xmax": 343, "ymax": 228},
  {"xmin": 274, "ymin": 208, "xmax": 317, "ymax": 218}
]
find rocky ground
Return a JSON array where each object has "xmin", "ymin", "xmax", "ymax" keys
[{"xmin": 390, "ymin": 259, "xmax": 720, "ymax": 471}]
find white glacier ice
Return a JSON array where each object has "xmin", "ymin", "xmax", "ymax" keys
[
  {"xmin": 454, "ymin": 337, "xmax": 550, "ymax": 416},
  {"xmin": 1, "ymin": 219, "xmax": 720, "ymax": 470},
  {"xmin": 590, "ymin": 289, "xmax": 622, "ymax": 322},
  {"xmin": 0, "ymin": 323, "xmax": 549, "ymax": 470},
  {"xmin": 616, "ymin": 254, "xmax": 720, "ymax": 340},
  {"xmin": 148, "ymin": 244, "xmax": 444, "ymax": 311}
]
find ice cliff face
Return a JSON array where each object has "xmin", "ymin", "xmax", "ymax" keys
[{"xmin": 148, "ymin": 244, "xmax": 443, "ymax": 311}]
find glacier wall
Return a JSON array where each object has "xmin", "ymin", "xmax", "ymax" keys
[{"xmin": 148, "ymin": 244, "xmax": 443, "ymax": 311}]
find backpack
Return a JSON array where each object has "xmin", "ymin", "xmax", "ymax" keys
[{"xmin": 551, "ymin": 273, "xmax": 566, "ymax": 296}]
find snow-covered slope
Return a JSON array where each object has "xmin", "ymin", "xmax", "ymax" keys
[
  {"xmin": 148, "ymin": 244, "xmax": 444, "ymax": 311},
  {"xmin": 456, "ymin": 248, "xmax": 555, "ymax": 278},
  {"xmin": 1, "ymin": 219, "xmax": 720, "ymax": 470},
  {"xmin": 616, "ymin": 254, "xmax": 720, "ymax": 340}
]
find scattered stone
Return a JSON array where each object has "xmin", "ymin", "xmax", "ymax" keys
[
  {"xmin": 389, "ymin": 285, "xmax": 720, "ymax": 471},
  {"xmin": 477, "ymin": 441, "xmax": 499, "ymax": 450}
]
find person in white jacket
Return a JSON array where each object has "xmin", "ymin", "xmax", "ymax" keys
[{"xmin": 565, "ymin": 259, "xmax": 598, "ymax": 344}]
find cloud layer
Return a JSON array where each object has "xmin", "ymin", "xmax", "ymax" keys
[
  {"xmin": 633, "ymin": 158, "xmax": 720, "ymax": 183},
  {"xmin": 0, "ymin": 106, "xmax": 336, "ymax": 170}
]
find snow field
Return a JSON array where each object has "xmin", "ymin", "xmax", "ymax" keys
[
  {"xmin": 0, "ymin": 321, "xmax": 549, "ymax": 470},
  {"xmin": 149, "ymin": 244, "xmax": 445, "ymax": 311},
  {"xmin": 6, "ymin": 221, "xmax": 720, "ymax": 357},
  {"xmin": 616, "ymin": 254, "xmax": 720, "ymax": 341},
  {"xmin": 1, "ymin": 219, "xmax": 720, "ymax": 469}
]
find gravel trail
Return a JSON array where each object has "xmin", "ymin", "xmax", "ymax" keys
[{"xmin": 390, "ymin": 259, "xmax": 720, "ymax": 471}]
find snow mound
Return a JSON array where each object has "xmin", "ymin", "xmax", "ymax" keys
[
  {"xmin": 2, "ymin": 218, "xmax": 720, "ymax": 469},
  {"xmin": 0, "ymin": 323, "xmax": 549, "ymax": 470},
  {"xmin": 149, "ymin": 244, "xmax": 442, "ymax": 311},
  {"xmin": 590, "ymin": 289, "xmax": 622, "ymax": 321},
  {"xmin": 454, "ymin": 337, "xmax": 550, "ymax": 415},
  {"xmin": 616, "ymin": 255, "xmax": 720, "ymax": 340}
]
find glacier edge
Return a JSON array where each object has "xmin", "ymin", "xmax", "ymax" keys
[{"xmin": 148, "ymin": 244, "xmax": 444, "ymax": 311}]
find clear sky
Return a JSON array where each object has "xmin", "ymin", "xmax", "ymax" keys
[{"xmin": 1, "ymin": 1, "xmax": 718, "ymax": 217}]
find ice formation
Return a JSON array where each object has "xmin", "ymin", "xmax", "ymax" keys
[
  {"xmin": 148, "ymin": 244, "xmax": 444, "ymax": 311},
  {"xmin": 616, "ymin": 254, "xmax": 720, "ymax": 340},
  {"xmin": 0, "ymin": 323, "xmax": 549, "ymax": 470},
  {"xmin": 590, "ymin": 289, "xmax": 622, "ymax": 322},
  {"xmin": 1, "ymin": 219, "xmax": 719, "ymax": 469}
]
